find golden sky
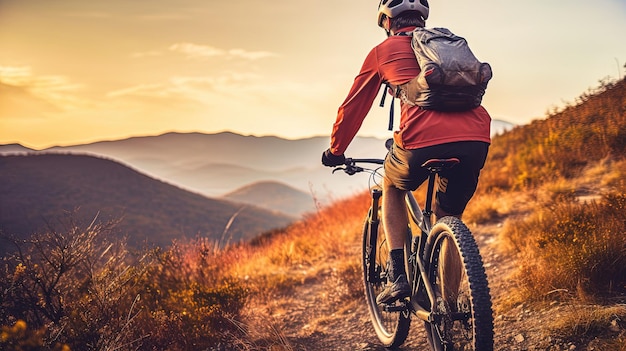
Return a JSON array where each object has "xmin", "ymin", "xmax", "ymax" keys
[{"xmin": 1, "ymin": 0, "xmax": 625, "ymax": 149}]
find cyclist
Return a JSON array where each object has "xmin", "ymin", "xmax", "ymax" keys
[{"xmin": 321, "ymin": 0, "xmax": 491, "ymax": 304}]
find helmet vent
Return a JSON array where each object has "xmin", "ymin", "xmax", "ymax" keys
[{"xmin": 389, "ymin": 0, "xmax": 403, "ymax": 8}]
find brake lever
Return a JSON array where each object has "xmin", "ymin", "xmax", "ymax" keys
[
  {"xmin": 331, "ymin": 158, "xmax": 363, "ymax": 175},
  {"xmin": 345, "ymin": 167, "xmax": 356, "ymax": 175}
]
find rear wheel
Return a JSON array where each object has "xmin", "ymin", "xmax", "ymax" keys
[
  {"xmin": 362, "ymin": 208, "xmax": 411, "ymax": 348},
  {"xmin": 424, "ymin": 216, "xmax": 493, "ymax": 351}
]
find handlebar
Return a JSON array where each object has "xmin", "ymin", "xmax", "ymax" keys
[
  {"xmin": 331, "ymin": 138, "xmax": 390, "ymax": 176},
  {"xmin": 332, "ymin": 158, "xmax": 384, "ymax": 176}
]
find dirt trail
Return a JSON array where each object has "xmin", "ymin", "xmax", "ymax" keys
[
  {"xmin": 244, "ymin": 151, "xmax": 626, "ymax": 351},
  {"xmin": 252, "ymin": 219, "xmax": 577, "ymax": 351}
]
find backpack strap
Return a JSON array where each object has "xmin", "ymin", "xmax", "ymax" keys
[{"xmin": 379, "ymin": 82, "xmax": 397, "ymax": 131}]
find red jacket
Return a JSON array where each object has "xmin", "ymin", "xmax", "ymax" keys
[{"xmin": 330, "ymin": 27, "xmax": 492, "ymax": 155}]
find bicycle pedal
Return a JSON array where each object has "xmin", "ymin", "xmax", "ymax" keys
[{"xmin": 382, "ymin": 301, "xmax": 409, "ymax": 312}]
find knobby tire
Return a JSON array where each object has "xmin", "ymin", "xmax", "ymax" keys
[{"xmin": 424, "ymin": 216, "xmax": 494, "ymax": 351}]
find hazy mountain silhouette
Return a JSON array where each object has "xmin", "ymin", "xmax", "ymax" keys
[
  {"xmin": 0, "ymin": 143, "xmax": 35, "ymax": 153},
  {"xmin": 0, "ymin": 153, "xmax": 295, "ymax": 252},
  {"xmin": 0, "ymin": 120, "xmax": 515, "ymax": 206},
  {"xmin": 222, "ymin": 181, "xmax": 316, "ymax": 217},
  {"xmin": 36, "ymin": 132, "xmax": 388, "ymax": 199}
]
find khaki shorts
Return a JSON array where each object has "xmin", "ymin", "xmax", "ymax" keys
[{"xmin": 383, "ymin": 141, "xmax": 490, "ymax": 215}]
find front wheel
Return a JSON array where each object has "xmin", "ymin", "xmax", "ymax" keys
[
  {"xmin": 362, "ymin": 207, "xmax": 411, "ymax": 348},
  {"xmin": 424, "ymin": 216, "xmax": 493, "ymax": 351}
]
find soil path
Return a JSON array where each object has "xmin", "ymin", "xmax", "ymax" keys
[{"xmin": 250, "ymin": 218, "xmax": 575, "ymax": 351}]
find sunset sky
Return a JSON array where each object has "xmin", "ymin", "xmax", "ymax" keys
[{"xmin": 1, "ymin": 0, "xmax": 625, "ymax": 149}]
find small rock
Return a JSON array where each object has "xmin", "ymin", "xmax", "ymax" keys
[{"xmin": 515, "ymin": 333, "xmax": 525, "ymax": 343}]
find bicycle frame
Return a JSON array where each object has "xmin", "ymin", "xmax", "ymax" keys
[
  {"xmin": 354, "ymin": 159, "xmax": 445, "ymax": 323},
  {"xmin": 394, "ymin": 175, "xmax": 441, "ymax": 323}
]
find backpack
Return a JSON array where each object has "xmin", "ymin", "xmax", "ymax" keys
[{"xmin": 394, "ymin": 27, "xmax": 493, "ymax": 112}]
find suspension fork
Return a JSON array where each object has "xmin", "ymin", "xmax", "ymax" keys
[{"xmin": 366, "ymin": 189, "xmax": 383, "ymax": 283}]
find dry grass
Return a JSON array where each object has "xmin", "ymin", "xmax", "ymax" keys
[
  {"xmin": 225, "ymin": 192, "xmax": 370, "ymax": 299},
  {"xmin": 205, "ymin": 191, "xmax": 371, "ymax": 347},
  {"xmin": 546, "ymin": 304, "xmax": 626, "ymax": 349},
  {"xmin": 497, "ymin": 158, "xmax": 626, "ymax": 306},
  {"xmin": 596, "ymin": 159, "xmax": 626, "ymax": 198},
  {"xmin": 463, "ymin": 190, "xmax": 521, "ymax": 225},
  {"xmin": 225, "ymin": 313, "xmax": 295, "ymax": 351}
]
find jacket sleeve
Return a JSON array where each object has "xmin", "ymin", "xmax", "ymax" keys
[{"xmin": 330, "ymin": 47, "xmax": 384, "ymax": 155}]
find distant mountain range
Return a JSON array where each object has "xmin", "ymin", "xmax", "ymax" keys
[
  {"xmin": 0, "ymin": 154, "xmax": 294, "ymax": 253},
  {"xmin": 3, "ymin": 132, "xmax": 389, "ymax": 202},
  {"xmin": 0, "ymin": 119, "xmax": 515, "ymax": 202}
]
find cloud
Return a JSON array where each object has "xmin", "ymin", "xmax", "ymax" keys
[
  {"xmin": 169, "ymin": 42, "xmax": 278, "ymax": 60},
  {"xmin": 0, "ymin": 65, "xmax": 86, "ymax": 110},
  {"xmin": 0, "ymin": 66, "xmax": 34, "ymax": 84},
  {"xmin": 169, "ymin": 43, "xmax": 224, "ymax": 58},
  {"xmin": 106, "ymin": 73, "xmax": 250, "ymax": 104},
  {"xmin": 106, "ymin": 84, "xmax": 168, "ymax": 98},
  {"xmin": 0, "ymin": 82, "xmax": 61, "ymax": 119},
  {"xmin": 130, "ymin": 51, "xmax": 163, "ymax": 58},
  {"xmin": 227, "ymin": 49, "xmax": 278, "ymax": 60},
  {"xmin": 100, "ymin": 69, "xmax": 335, "ymax": 136}
]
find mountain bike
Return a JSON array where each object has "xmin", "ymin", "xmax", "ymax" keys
[{"xmin": 332, "ymin": 141, "xmax": 493, "ymax": 350}]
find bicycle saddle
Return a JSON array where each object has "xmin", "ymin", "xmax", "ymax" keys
[{"xmin": 421, "ymin": 158, "xmax": 460, "ymax": 172}]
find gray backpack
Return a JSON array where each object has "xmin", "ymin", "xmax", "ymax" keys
[{"xmin": 395, "ymin": 27, "xmax": 493, "ymax": 112}]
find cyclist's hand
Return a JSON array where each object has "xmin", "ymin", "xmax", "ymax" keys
[{"xmin": 321, "ymin": 148, "xmax": 346, "ymax": 167}]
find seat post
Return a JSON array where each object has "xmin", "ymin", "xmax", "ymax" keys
[
  {"xmin": 420, "ymin": 158, "xmax": 459, "ymax": 224},
  {"xmin": 423, "ymin": 172, "xmax": 437, "ymax": 218}
]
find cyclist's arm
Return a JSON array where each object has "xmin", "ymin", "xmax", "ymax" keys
[{"xmin": 330, "ymin": 47, "xmax": 383, "ymax": 156}]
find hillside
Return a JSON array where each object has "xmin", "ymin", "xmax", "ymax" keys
[
  {"xmin": 481, "ymin": 78, "xmax": 626, "ymax": 191},
  {"xmin": 0, "ymin": 153, "xmax": 295, "ymax": 252},
  {"xmin": 222, "ymin": 180, "xmax": 316, "ymax": 217}
]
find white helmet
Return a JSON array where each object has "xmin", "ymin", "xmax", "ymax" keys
[{"xmin": 377, "ymin": 0, "xmax": 430, "ymax": 28}]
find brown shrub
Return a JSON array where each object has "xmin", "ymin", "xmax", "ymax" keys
[{"xmin": 500, "ymin": 191, "xmax": 626, "ymax": 303}]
